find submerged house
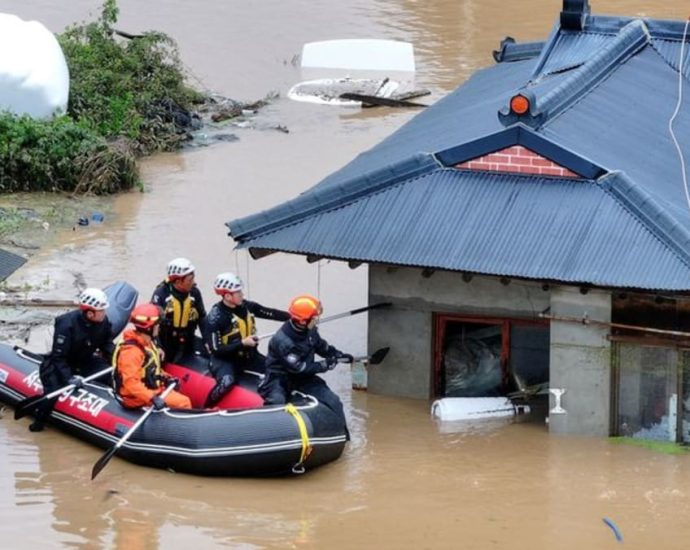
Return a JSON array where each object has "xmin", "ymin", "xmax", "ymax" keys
[{"xmin": 228, "ymin": 1, "xmax": 690, "ymax": 441}]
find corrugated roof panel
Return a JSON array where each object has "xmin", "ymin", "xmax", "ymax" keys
[
  {"xmin": 651, "ymin": 38, "xmax": 690, "ymax": 78},
  {"xmin": 240, "ymin": 169, "xmax": 690, "ymax": 290},
  {"xmin": 0, "ymin": 248, "xmax": 26, "ymax": 281},
  {"xmin": 535, "ymin": 31, "xmax": 614, "ymax": 78},
  {"xmin": 312, "ymin": 58, "xmax": 537, "ymax": 193},
  {"xmin": 541, "ymin": 45, "xmax": 690, "ymax": 230}
]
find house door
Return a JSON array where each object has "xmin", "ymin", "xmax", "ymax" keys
[{"xmin": 433, "ymin": 314, "xmax": 549, "ymax": 398}]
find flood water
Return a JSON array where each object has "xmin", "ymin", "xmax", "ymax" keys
[{"xmin": 2, "ymin": 1, "xmax": 690, "ymax": 548}]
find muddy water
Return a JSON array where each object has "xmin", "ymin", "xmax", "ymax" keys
[{"xmin": 2, "ymin": 1, "xmax": 690, "ymax": 548}]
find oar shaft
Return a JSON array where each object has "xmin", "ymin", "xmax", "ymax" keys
[
  {"xmin": 112, "ymin": 383, "xmax": 177, "ymax": 451},
  {"xmin": 256, "ymin": 302, "xmax": 391, "ymax": 341},
  {"xmin": 44, "ymin": 366, "xmax": 114, "ymax": 400}
]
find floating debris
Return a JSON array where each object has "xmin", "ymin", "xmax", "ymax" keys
[{"xmin": 602, "ymin": 517, "xmax": 623, "ymax": 542}]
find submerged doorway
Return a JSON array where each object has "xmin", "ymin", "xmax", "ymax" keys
[{"xmin": 432, "ymin": 314, "xmax": 549, "ymax": 398}]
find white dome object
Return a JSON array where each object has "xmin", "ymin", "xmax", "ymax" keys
[{"xmin": 0, "ymin": 13, "xmax": 69, "ymax": 118}]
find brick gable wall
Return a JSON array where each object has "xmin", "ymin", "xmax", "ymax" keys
[{"xmin": 454, "ymin": 145, "xmax": 581, "ymax": 178}]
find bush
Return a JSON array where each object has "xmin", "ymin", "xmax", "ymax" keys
[
  {"xmin": 0, "ymin": 113, "xmax": 138, "ymax": 194},
  {"xmin": 58, "ymin": 0, "xmax": 204, "ymax": 153}
]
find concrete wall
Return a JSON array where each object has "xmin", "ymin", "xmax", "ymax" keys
[
  {"xmin": 548, "ymin": 286, "xmax": 611, "ymax": 436},
  {"xmin": 367, "ymin": 266, "xmax": 613, "ymax": 437},
  {"xmin": 367, "ymin": 265, "xmax": 550, "ymax": 399}
]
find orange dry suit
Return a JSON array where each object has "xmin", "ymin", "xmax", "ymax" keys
[{"xmin": 113, "ymin": 329, "xmax": 191, "ymax": 409}]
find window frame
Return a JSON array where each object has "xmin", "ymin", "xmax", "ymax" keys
[{"xmin": 431, "ymin": 313, "xmax": 549, "ymax": 398}]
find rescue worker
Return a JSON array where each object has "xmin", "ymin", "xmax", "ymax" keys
[
  {"xmin": 203, "ymin": 272, "xmax": 290, "ymax": 408},
  {"xmin": 151, "ymin": 257, "xmax": 206, "ymax": 363},
  {"xmin": 259, "ymin": 294, "xmax": 353, "ymax": 434},
  {"xmin": 29, "ymin": 288, "xmax": 115, "ymax": 432},
  {"xmin": 113, "ymin": 303, "xmax": 192, "ymax": 409}
]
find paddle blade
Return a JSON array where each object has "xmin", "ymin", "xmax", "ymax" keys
[
  {"xmin": 91, "ymin": 446, "xmax": 118, "ymax": 480},
  {"xmin": 368, "ymin": 347, "xmax": 390, "ymax": 365},
  {"xmin": 14, "ymin": 395, "xmax": 45, "ymax": 420}
]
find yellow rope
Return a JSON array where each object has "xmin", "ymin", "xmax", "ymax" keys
[{"xmin": 285, "ymin": 403, "xmax": 312, "ymax": 472}]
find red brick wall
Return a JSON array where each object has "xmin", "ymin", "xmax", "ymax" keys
[{"xmin": 454, "ymin": 145, "xmax": 581, "ymax": 178}]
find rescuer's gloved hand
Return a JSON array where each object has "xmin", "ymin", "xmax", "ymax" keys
[
  {"xmin": 325, "ymin": 355, "xmax": 339, "ymax": 371},
  {"xmin": 152, "ymin": 395, "xmax": 166, "ymax": 410},
  {"xmin": 68, "ymin": 375, "xmax": 84, "ymax": 389}
]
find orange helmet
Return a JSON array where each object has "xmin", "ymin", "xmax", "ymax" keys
[
  {"xmin": 288, "ymin": 294, "xmax": 321, "ymax": 323},
  {"xmin": 130, "ymin": 303, "xmax": 160, "ymax": 331}
]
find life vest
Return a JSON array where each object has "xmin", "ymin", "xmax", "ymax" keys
[
  {"xmin": 112, "ymin": 338, "xmax": 163, "ymax": 392},
  {"xmin": 220, "ymin": 310, "xmax": 256, "ymax": 354},
  {"xmin": 160, "ymin": 282, "xmax": 200, "ymax": 330}
]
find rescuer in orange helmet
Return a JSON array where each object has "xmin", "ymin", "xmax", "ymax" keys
[
  {"xmin": 113, "ymin": 303, "xmax": 191, "ymax": 410},
  {"xmin": 259, "ymin": 294, "xmax": 353, "ymax": 436}
]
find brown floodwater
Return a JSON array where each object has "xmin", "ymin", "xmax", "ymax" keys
[{"xmin": 2, "ymin": 0, "xmax": 690, "ymax": 548}]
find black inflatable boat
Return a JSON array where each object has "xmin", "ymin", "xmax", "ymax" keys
[{"xmin": 0, "ymin": 282, "xmax": 347, "ymax": 476}]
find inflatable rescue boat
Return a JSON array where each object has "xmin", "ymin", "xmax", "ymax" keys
[{"xmin": 0, "ymin": 282, "xmax": 347, "ymax": 476}]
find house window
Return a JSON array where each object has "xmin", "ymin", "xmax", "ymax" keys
[
  {"xmin": 612, "ymin": 342, "xmax": 690, "ymax": 442},
  {"xmin": 433, "ymin": 314, "xmax": 549, "ymax": 398}
]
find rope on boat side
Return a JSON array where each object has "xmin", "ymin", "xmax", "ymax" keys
[{"xmin": 285, "ymin": 403, "xmax": 312, "ymax": 474}]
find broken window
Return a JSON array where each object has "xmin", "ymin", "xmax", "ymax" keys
[{"xmin": 434, "ymin": 315, "xmax": 549, "ymax": 398}]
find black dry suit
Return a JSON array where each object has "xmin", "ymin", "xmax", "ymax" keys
[
  {"xmin": 259, "ymin": 320, "xmax": 349, "ymax": 435},
  {"xmin": 203, "ymin": 300, "xmax": 289, "ymax": 407},
  {"xmin": 32, "ymin": 309, "xmax": 115, "ymax": 428},
  {"xmin": 151, "ymin": 281, "xmax": 206, "ymax": 362}
]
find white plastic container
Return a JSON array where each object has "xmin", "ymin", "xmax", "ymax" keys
[{"xmin": 431, "ymin": 397, "xmax": 529, "ymax": 421}]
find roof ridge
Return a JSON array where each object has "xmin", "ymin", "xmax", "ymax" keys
[
  {"xmin": 227, "ymin": 153, "xmax": 439, "ymax": 241},
  {"xmin": 599, "ymin": 171, "xmax": 690, "ymax": 269},
  {"xmin": 502, "ymin": 19, "xmax": 650, "ymax": 129}
]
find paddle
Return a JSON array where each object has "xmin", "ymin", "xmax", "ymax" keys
[
  {"xmin": 255, "ymin": 302, "xmax": 391, "ymax": 341},
  {"xmin": 356, "ymin": 346, "xmax": 389, "ymax": 366},
  {"xmin": 14, "ymin": 366, "xmax": 114, "ymax": 420},
  {"xmin": 328, "ymin": 346, "xmax": 390, "ymax": 367},
  {"xmin": 91, "ymin": 383, "xmax": 178, "ymax": 481}
]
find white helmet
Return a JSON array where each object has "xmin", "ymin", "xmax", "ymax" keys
[
  {"xmin": 213, "ymin": 272, "xmax": 243, "ymax": 295},
  {"xmin": 167, "ymin": 257, "xmax": 195, "ymax": 280},
  {"xmin": 78, "ymin": 288, "xmax": 109, "ymax": 311}
]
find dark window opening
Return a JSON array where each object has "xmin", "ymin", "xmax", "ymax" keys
[{"xmin": 433, "ymin": 315, "xmax": 549, "ymax": 399}]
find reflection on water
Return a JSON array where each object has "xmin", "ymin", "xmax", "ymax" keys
[{"xmin": 2, "ymin": 0, "xmax": 690, "ymax": 548}]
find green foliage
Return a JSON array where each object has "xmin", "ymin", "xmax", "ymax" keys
[
  {"xmin": 57, "ymin": 0, "xmax": 203, "ymax": 153},
  {"xmin": 609, "ymin": 436, "xmax": 689, "ymax": 455},
  {"xmin": 0, "ymin": 207, "xmax": 23, "ymax": 237},
  {"xmin": 0, "ymin": 113, "xmax": 138, "ymax": 194}
]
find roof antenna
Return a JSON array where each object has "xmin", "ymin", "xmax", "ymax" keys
[
  {"xmin": 560, "ymin": 0, "xmax": 590, "ymax": 31},
  {"xmin": 668, "ymin": 18, "xmax": 690, "ymax": 218}
]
